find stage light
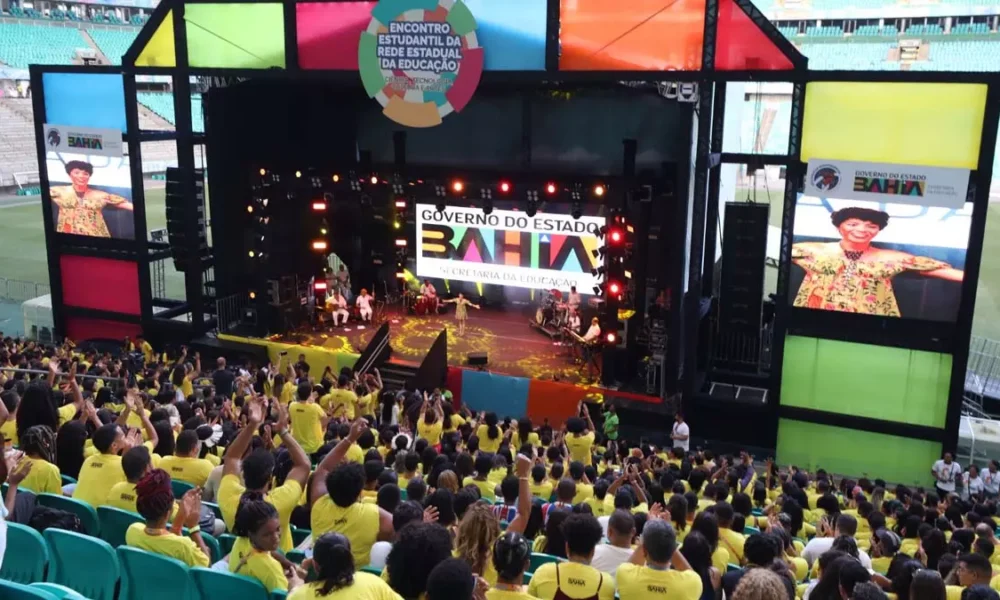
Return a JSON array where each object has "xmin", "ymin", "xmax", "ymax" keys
[
  {"xmin": 394, "ymin": 199, "xmax": 407, "ymax": 209},
  {"xmin": 396, "ymin": 271, "xmax": 406, "ymax": 279},
  {"xmin": 594, "ymin": 184, "xmax": 605, "ymax": 197},
  {"xmin": 259, "ymin": 168, "xmax": 266, "ymax": 176},
  {"xmin": 370, "ymin": 175, "xmax": 379, "ymax": 185},
  {"xmin": 545, "ymin": 183, "xmax": 557, "ymax": 195},
  {"xmin": 625, "ymin": 270, "xmax": 633, "ymax": 279},
  {"xmin": 295, "ymin": 171, "xmax": 302, "ymax": 178},
  {"xmin": 332, "ymin": 174, "xmax": 340, "ymax": 183},
  {"xmin": 483, "ymin": 198, "xmax": 494, "ymax": 215},
  {"xmin": 320, "ymin": 228, "xmax": 328, "ymax": 235},
  {"xmin": 249, "ymin": 291, "xmax": 256, "ymax": 299},
  {"xmin": 248, "ymin": 250, "xmax": 255, "ymax": 258},
  {"xmin": 246, "ymin": 206, "xmax": 254, "ymax": 213},
  {"xmin": 314, "ymin": 281, "xmax": 327, "ymax": 291},
  {"xmin": 605, "ymin": 332, "xmax": 617, "ymax": 344},
  {"xmin": 312, "ymin": 241, "xmax": 328, "ymax": 251},
  {"xmin": 311, "ymin": 201, "xmax": 327, "ymax": 211},
  {"xmin": 393, "ymin": 221, "xmax": 401, "ymax": 230},
  {"xmin": 499, "ymin": 181, "xmax": 511, "ymax": 194},
  {"xmin": 608, "ymin": 281, "xmax": 621, "ymax": 295},
  {"xmin": 571, "ymin": 201, "xmax": 582, "ymax": 220},
  {"xmin": 609, "ymin": 228, "xmax": 623, "ymax": 244},
  {"xmin": 262, "ymin": 199, "xmax": 268, "ymax": 207},
  {"xmin": 452, "ymin": 180, "xmax": 465, "ymax": 193},
  {"xmin": 395, "ymin": 239, "xmax": 408, "ymax": 247}
]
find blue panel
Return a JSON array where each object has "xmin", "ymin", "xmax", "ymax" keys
[
  {"xmin": 464, "ymin": 0, "xmax": 546, "ymax": 71},
  {"xmin": 43, "ymin": 73, "xmax": 127, "ymax": 133},
  {"xmin": 461, "ymin": 370, "xmax": 529, "ymax": 419}
]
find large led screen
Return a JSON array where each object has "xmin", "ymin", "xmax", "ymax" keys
[
  {"xmin": 46, "ymin": 152, "xmax": 134, "ymax": 240},
  {"xmin": 789, "ymin": 196, "xmax": 971, "ymax": 321},
  {"xmin": 416, "ymin": 204, "xmax": 603, "ymax": 292}
]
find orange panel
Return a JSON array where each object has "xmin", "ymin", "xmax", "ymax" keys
[
  {"xmin": 504, "ymin": 230, "xmax": 521, "ymax": 266},
  {"xmin": 559, "ymin": 0, "xmax": 705, "ymax": 71}
]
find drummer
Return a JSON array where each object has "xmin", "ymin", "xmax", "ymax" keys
[
  {"xmin": 567, "ymin": 286, "xmax": 582, "ymax": 312},
  {"xmin": 327, "ymin": 289, "xmax": 350, "ymax": 326},
  {"xmin": 420, "ymin": 279, "xmax": 439, "ymax": 313}
]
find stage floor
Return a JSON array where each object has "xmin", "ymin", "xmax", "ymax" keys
[{"xmin": 272, "ymin": 307, "xmax": 600, "ymax": 384}]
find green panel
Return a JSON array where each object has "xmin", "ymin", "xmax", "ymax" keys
[
  {"xmin": 780, "ymin": 336, "xmax": 951, "ymax": 428},
  {"xmin": 185, "ymin": 4, "xmax": 285, "ymax": 69},
  {"xmin": 777, "ymin": 419, "xmax": 940, "ymax": 487},
  {"xmin": 372, "ymin": 0, "xmax": 437, "ymax": 24},
  {"xmin": 359, "ymin": 33, "xmax": 384, "ymax": 97},
  {"xmin": 446, "ymin": 0, "xmax": 478, "ymax": 36}
]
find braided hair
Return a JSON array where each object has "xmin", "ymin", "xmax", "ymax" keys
[
  {"xmin": 233, "ymin": 491, "xmax": 278, "ymax": 539},
  {"xmin": 492, "ymin": 531, "xmax": 532, "ymax": 582},
  {"xmin": 135, "ymin": 469, "xmax": 175, "ymax": 522},
  {"xmin": 22, "ymin": 424, "xmax": 56, "ymax": 463},
  {"xmin": 312, "ymin": 533, "xmax": 355, "ymax": 596}
]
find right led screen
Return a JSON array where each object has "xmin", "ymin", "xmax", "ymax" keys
[{"xmin": 789, "ymin": 196, "xmax": 972, "ymax": 321}]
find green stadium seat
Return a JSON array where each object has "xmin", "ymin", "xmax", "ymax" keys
[
  {"xmin": 744, "ymin": 526, "xmax": 761, "ymax": 535},
  {"xmin": 0, "ymin": 522, "xmax": 49, "ymax": 583},
  {"xmin": 0, "ymin": 581, "xmax": 59, "ymax": 600},
  {"xmin": 529, "ymin": 552, "xmax": 564, "ymax": 572},
  {"xmin": 286, "ymin": 549, "xmax": 307, "ymax": 564},
  {"xmin": 202, "ymin": 532, "xmax": 223, "ymax": 563},
  {"xmin": 60, "ymin": 474, "xmax": 76, "ymax": 486},
  {"xmin": 97, "ymin": 505, "xmax": 143, "ymax": 548},
  {"xmin": 727, "ymin": 563, "xmax": 742, "ymax": 573},
  {"xmin": 37, "ymin": 493, "xmax": 101, "ymax": 536},
  {"xmin": 171, "ymin": 479, "xmax": 195, "ymax": 498},
  {"xmin": 218, "ymin": 533, "xmax": 237, "ymax": 557},
  {"xmin": 190, "ymin": 567, "xmax": 272, "ymax": 600},
  {"xmin": 30, "ymin": 583, "xmax": 91, "ymax": 599},
  {"xmin": 118, "ymin": 546, "xmax": 192, "ymax": 600},
  {"xmin": 44, "ymin": 529, "xmax": 120, "ymax": 600},
  {"xmin": 271, "ymin": 592, "xmax": 288, "ymax": 600},
  {"xmin": 360, "ymin": 565, "xmax": 382, "ymax": 575},
  {"xmin": 524, "ymin": 571, "xmax": 532, "ymax": 585},
  {"xmin": 291, "ymin": 526, "xmax": 310, "ymax": 547}
]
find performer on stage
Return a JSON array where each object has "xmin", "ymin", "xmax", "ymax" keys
[
  {"xmin": 582, "ymin": 317, "xmax": 602, "ymax": 343},
  {"xmin": 420, "ymin": 279, "xmax": 439, "ymax": 313},
  {"xmin": 567, "ymin": 286, "xmax": 582, "ymax": 312},
  {"xmin": 356, "ymin": 288, "xmax": 374, "ymax": 323},
  {"xmin": 442, "ymin": 293, "xmax": 480, "ymax": 336},
  {"xmin": 560, "ymin": 308, "xmax": 582, "ymax": 346},
  {"xmin": 335, "ymin": 264, "xmax": 351, "ymax": 300},
  {"xmin": 326, "ymin": 289, "xmax": 349, "ymax": 326}
]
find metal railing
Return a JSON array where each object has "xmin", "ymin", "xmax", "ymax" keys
[
  {"xmin": 215, "ymin": 292, "xmax": 251, "ymax": 334},
  {"xmin": 0, "ymin": 277, "xmax": 49, "ymax": 303},
  {"xmin": 12, "ymin": 171, "xmax": 39, "ymax": 189}
]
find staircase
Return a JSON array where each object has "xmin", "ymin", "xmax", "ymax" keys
[
  {"xmin": 380, "ymin": 362, "xmax": 419, "ymax": 392},
  {"xmin": 0, "ymin": 98, "xmax": 38, "ymax": 187},
  {"xmin": 78, "ymin": 30, "xmax": 109, "ymax": 64}
]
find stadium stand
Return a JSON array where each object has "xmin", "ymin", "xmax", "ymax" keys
[
  {"xmin": 0, "ymin": 21, "xmax": 87, "ymax": 68},
  {"xmin": 0, "ymin": 98, "xmax": 39, "ymax": 187},
  {"xmin": 86, "ymin": 28, "xmax": 137, "ymax": 65},
  {"xmin": 137, "ymin": 93, "xmax": 206, "ymax": 134},
  {"xmin": 910, "ymin": 40, "xmax": 1000, "ymax": 71},
  {"xmin": 796, "ymin": 41, "xmax": 901, "ymax": 70}
]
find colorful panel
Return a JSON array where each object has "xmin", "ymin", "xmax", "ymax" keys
[
  {"xmin": 559, "ymin": 0, "xmax": 705, "ymax": 71},
  {"xmin": 716, "ymin": 0, "xmax": 794, "ymax": 70},
  {"xmin": 801, "ymin": 82, "xmax": 986, "ymax": 169},
  {"xmin": 526, "ymin": 379, "xmax": 590, "ymax": 428},
  {"xmin": 781, "ymin": 336, "xmax": 951, "ymax": 428},
  {"xmin": 185, "ymin": 3, "xmax": 285, "ymax": 69},
  {"xmin": 297, "ymin": 1, "xmax": 374, "ymax": 70},
  {"xmin": 60, "ymin": 255, "xmax": 140, "ymax": 315},
  {"xmin": 460, "ymin": 370, "xmax": 528, "ymax": 418},
  {"xmin": 446, "ymin": 367, "xmax": 464, "ymax": 409},
  {"xmin": 459, "ymin": 0, "xmax": 545, "ymax": 70},
  {"xmin": 135, "ymin": 9, "xmax": 176, "ymax": 67},
  {"xmin": 65, "ymin": 317, "xmax": 142, "ymax": 342},
  {"xmin": 777, "ymin": 419, "xmax": 940, "ymax": 487},
  {"xmin": 42, "ymin": 73, "xmax": 126, "ymax": 133}
]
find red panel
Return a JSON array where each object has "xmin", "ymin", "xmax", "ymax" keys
[
  {"xmin": 716, "ymin": 0, "xmax": 794, "ymax": 70},
  {"xmin": 446, "ymin": 366, "xmax": 464, "ymax": 410},
  {"xmin": 525, "ymin": 379, "xmax": 592, "ymax": 428},
  {"xmin": 559, "ymin": 0, "xmax": 705, "ymax": 71},
  {"xmin": 65, "ymin": 317, "xmax": 142, "ymax": 342},
  {"xmin": 297, "ymin": 2, "xmax": 375, "ymax": 70},
  {"xmin": 60, "ymin": 255, "xmax": 140, "ymax": 315}
]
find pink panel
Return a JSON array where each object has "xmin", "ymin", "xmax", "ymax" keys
[
  {"xmin": 297, "ymin": 1, "xmax": 375, "ymax": 70},
  {"xmin": 716, "ymin": 0, "xmax": 795, "ymax": 70},
  {"xmin": 65, "ymin": 317, "xmax": 142, "ymax": 342}
]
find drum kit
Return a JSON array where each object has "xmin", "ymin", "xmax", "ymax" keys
[
  {"xmin": 405, "ymin": 291, "xmax": 438, "ymax": 316},
  {"xmin": 535, "ymin": 289, "xmax": 570, "ymax": 328}
]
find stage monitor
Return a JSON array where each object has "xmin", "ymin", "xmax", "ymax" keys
[
  {"xmin": 45, "ymin": 152, "xmax": 135, "ymax": 240},
  {"xmin": 416, "ymin": 204, "xmax": 603, "ymax": 292},
  {"xmin": 789, "ymin": 196, "xmax": 971, "ymax": 322}
]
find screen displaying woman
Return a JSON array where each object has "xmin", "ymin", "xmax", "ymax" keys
[{"xmin": 47, "ymin": 156, "xmax": 135, "ymax": 239}]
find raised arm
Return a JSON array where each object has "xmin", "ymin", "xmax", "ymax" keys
[
  {"xmin": 128, "ymin": 389, "xmax": 158, "ymax": 450},
  {"xmin": 506, "ymin": 455, "xmax": 533, "ymax": 534},
  {"xmin": 310, "ymin": 418, "xmax": 367, "ymax": 506},
  {"xmin": 223, "ymin": 398, "xmax": 265, "ymax": 477}
]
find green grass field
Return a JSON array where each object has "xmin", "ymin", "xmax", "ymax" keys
[{"xmin": 3, "ymin": 187, "xmax": 1000, "ymax": 340}]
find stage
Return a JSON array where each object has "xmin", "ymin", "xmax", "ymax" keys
[{"xmin": 270, "ymin": 305, "xmax": 602, "ymax": 385}]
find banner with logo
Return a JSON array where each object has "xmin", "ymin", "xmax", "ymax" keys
[
  {"xmin": 43, "ymin": 124, "xmax": 123, "ymax": 157},
  {"xmin": 804, "ymin": 159, "xmax": 968, "ymax": 209}
]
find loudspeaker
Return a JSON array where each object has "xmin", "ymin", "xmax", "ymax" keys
[
  {"xmin": 467, "ymin": 351, "xmax": 488, "ymax": 367},
  {"xmin": 719, "ymin": 203, "xmax": 769, "ymax": 335},
  {"xmin": 165, "ymin": 167, "xmax": 208, "ymax": 273}
]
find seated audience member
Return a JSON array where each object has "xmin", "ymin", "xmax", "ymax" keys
[
  {"xmin": 732, "ymin": 568, "xmax": 790, "ymax": 600},
  {"xmin": 230, "ymin": 492, "xmax": 303, "ymax": 593},
  {"xmin": 962, "ymin": 585, "xmax": 1000, "ymax": 600},
  {"xmin": 528, "ymin": 513, "xmax": 614, "ymax": 600},
  {"xmin": 18, "ymin": 425, "xmax": 62, "ymax": 494},
  {"xmin": 803, "ymin": 513, "xmax": 873, "ymax": 569},
  {"xmin": 74, "ymin": 422, "xmax": 142, "ymax": 507},
  {"xmin": 426, "ymin": 558, "xmax": 480, "ymax": 600},
  {"xmin": 837, "ymin": 559, "xmax": 873, "ymax": 599},
  {"xmin": 850, "ymin": 582, "xmax": 889, "ymax": 600},
  {"xmin": 948, "ymin": 553, "xmax": 994, "ymax": 598},
  {"xmin": 591, "ymin": 510, "xmax": 636, "ymax": 576},
  {"xmin": 616, "ymin": 518, "xmax": 703, "ymax": 600},
  {"xmin": 487, "ymin": 531, "xmax": 535, "ymax": 600},
  {"xmin": 681, "ymin": 531, "xmax": 723, "ymax": 600},
  {"xmin": 386, "ymin": 522, "xmax": 455, "ymax": 600},
  {"xmin": 125, "ymin": 469, "xmax": 210, "ymax": 567},
  {"xmin": 289, "ymin": 532, "xmax": 401, "ymax": 600},
  {"xmin": 158, "ymin": 429, "xmax": 215, "ymax": 487},
  {"xmin": 721, "ymin": 534, "xmax": 780, "ymax": 599},
  {"xmin": 368, "ymin": 500, "xmax": 432, "ymax": 570},
  {"xmin": 105, "ymin": 445, "xmax": 164, "ymax": 515}
]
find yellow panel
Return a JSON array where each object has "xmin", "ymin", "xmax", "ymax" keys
[
  {"xmin": 135, "ymin": 10, "xmax": 175, "ymax": 67},
  {"xmin": 801, "ymin": 82, "xmax": 986, "ymax": 169}
]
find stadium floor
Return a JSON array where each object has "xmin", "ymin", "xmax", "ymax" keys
[{"xmin": 3, "ymin": 188, "xmax": 1000, "ymax": 340}]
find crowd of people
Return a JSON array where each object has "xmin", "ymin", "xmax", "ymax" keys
[{"xmin": 1, "ymin": 336, "xmax": 1000, "ymax": 600}]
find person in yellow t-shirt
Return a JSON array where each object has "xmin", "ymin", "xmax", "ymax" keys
[
  {"xmin": 158, "ymin": 430, "xmax": 215, "ymax": 487},
  {"xmin": 464, "ymin": 453, "xmax": 499, "ymax": 502},
  {"xmin": 124, "ymin": 468, "xmax": 211, "ymax": 567},
  {"xmin": 528, "ymin": 513, "xmax": 615, "ymax": 600},
  {"xmin": 18, "ymin": 425, "xmax": 63, "ymax": 495},
  {"xmin": 105, "ymin": 445, "xmax": 180, "ymax": 520},
  {"xmin": 715, "ymin": 503, "xmax": 746, "ymax": 564},
  {"xmin": 289, "ymin": 532, "xmax": 401, "ymax": 600},
  {"xmin": 0, "ymin": 390, "xmax": 17, "ymax": 448},
  {"xmin": 564, "ymin": 404, "xmax": 596, "ymax": 467},
  {"xmin": 584, "ymin": 480, "xmax": 613, "ymax": 518},
  {"xmin": 135, "ymin": 335, "xmax": 155, "ymax": 365},
  {"xmin": 310, "ymin": 419, "xmax": 394, "ymax": 567},
  {"xmin": 417, "ymin": 396, "xmax": 444, "ymax": 444},
  {"xmin": 477, "ymin": 413, "xmax": 504, "ymax": 454},
  {"xmin": 289, "ymin": 383, "xmax": 329, "ymax": 456},
  {"xmin": 487, "ymin": 531, "xmax": 539, "ymax": 600},
  {"xmin": 511, "ymin": 419, "xmax": 540, "ymax": 452},
  {"xmin": 323, "ymin": 374, "xmax": 358, "ymax": 420},
  {"xmin": 230, "ymin": 493, "xmax": 304, "ymax": 593},
  {"xmin": 74, "ymin": 422, "xmax": 147, "ymax": 507},
  {"xmin": 616, "ymin": 519, "xmax": 703, "ymax": 600},
  {"xmin": 530, "ymin": 465, "xmax": 554, "ymax": 501},
  {"xmin": 568, "ymin": 461, "xmax": 594, "ymax": 504},
  {"xmin": 219, "ymin": 398, "xmax": 311, "ymax": 553}
]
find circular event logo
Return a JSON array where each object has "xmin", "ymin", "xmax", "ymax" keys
[
  {"xmin": 811, "ymin": 165, "xmax": 841, "ymax": 191},
  {"xmin": 359, "ymin": 0, "xmax": 483, "ymax": 128}
]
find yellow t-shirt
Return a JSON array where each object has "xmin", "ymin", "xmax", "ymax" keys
[
  {"xmin": 288, "ymin": 572, "xmax": 402, "ymax": 600},
  {"xmin": 512, "ymin": 431, "xmax": 541, "ymax": 449},
  {"xmin": 464, "ymin": 476, "xmax": 497, "ymax": 501},
  {"xmin": 584, "ymin": 496, "xmax": 612, "ymax": 517},
  {"xmin": 899, "ymin": 538, "xmax": 919, "ymax": 557},
  {"xmin": 278, "ymin": 383, "xmax": 295, "ymax": 406},
  {"xmin": 417, "ymin": 419, "xmax": 443, "ymax": 444},
  {"xmin": 477, "ymin": 425, "xmax": 503, "ymax": 454},
  {"xmin": 531, "ymin": 481, "xmax": 554, "ymax": 501},
  {"xmin": 218, "ymin": 474, "xmax": 302, "ymax": 553},
  {"xmin": 230, "ymin": 536, "xmax": 288, "ymax": 592},
  {"xmin": 356, "ymin": 393, "xmax": 377, "ymax": 419},
  {"xmin": 565, "ymin": 432, "xmax": 595, "ymax": 466},
  {"xmin": 20, "ymin": 457, "xmax": 62, "ymax": 495},
  {"xmin": 719, "ymin": 529, "xmax": 746, "ymax": 564},
  {"xmin": 124, "ymin": 523, "xmax": 210, "ymax": 568},
  {"xmin": 1, "ymin": 419, "xmax": 18, "ymax": 447},
  {"xmin": 445, "ymin": 414, "xmax": 467, "ymax": 432},
  {"xmin": 946, "ymin": 586, "xmax": 964, "ymax": 600},
  {"xmin": 711, "ymin": 547, "xmax": 731, "ymax": 574},
  {"xmin": 486, "ymin": 588, "xmax": 538, "ymax": 600},
  {"xmin": 572, "ymin": 483, "xmax": 594, "ymax": 504},
  {"xmin": 73, "ymin": 453, "xmax": 126, "ymax": 507},
  {"xmin": 323, "ymin": 389, "xmax": 358, "ymax": 419},
  {"xmin": 57, "ymin": 403, "xmax": 78, "ymax": 426},
  {"xmin": 527, "ymin": 561, "xmax": 614, "ymax": 600},
  {"xmin": 181, "ymin": 377, "xmax": 194, "ymax": 399},
  {"xmin": 158, "ymin": 455, "xmax": 215, "ymax": 487},
  {"xmin": 345, "ymin": 443, "xmax": 365, "ymax": 465},
  {"xmin": 871, "ymin": 556, "xmax": 892, "ymax": 575},
  {"xmin": 140, "ymin": 341, "xmax": 154, "ymax": 364},
  {"xmin": 615, "ymin": 563, "xmax": 702, "ymax": 600},
  {"xmin": 289, "ymin": 402, "xmax": 327, "ymax": 454},
  {"xmin": 311, "ymin": 496, "xmax": 381, "ymax": 567}
]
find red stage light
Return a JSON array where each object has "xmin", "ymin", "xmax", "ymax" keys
[
  {"xmin": 314, "ymin": 281, "xmax": 327, "ymax": 291},
  {"xmin": 394, "ymin": 199, "xmax": 407, "ymax": 209},
  {"xmin": 609, "ymin": 229, "xmax": 623, "ymax": 243},
  {"xmin": 608, "ymin": 281, "xmax": 621, "ymax": 295},
  {"xmin": 545, "ymin": 183, "xmax": 557, "ymax": 195},
  {"xmin": 499, "ymin": 181, "xmax": 511, "ymax": 193},
  {"xmin": 452, "ymin": 180, "xmax": 465, "ymax": 193},
  {"xmin": 312, "ymin": 241, "xmax": 328, "ymax": 251},
  {"xmin": 311, "ymin": 201, "xmax": 327, "ymax": 211},
  {"xmin": 606, "ymin": 332, "xmax": 617, "ymax": 344}
]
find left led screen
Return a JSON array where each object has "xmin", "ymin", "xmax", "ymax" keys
[{"xmin": 46, "ymin": 152, "xmax": 134, "ymax": 240}]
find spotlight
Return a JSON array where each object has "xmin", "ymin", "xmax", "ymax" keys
[
  {"xmin": 608, "ymin": 281, "xmax": 621, "ymax": 295},
  {"xmin": 295, "ymin": 171, "xmax": 302, "ymax": 178},
  {"xmin": 394, "ymin": 221, "xmax": 401, "ymax": 229},
  {"xmin": 452, "ymin": 180, "xmax": 465, "ymax": 194},
  {"xmin": 314, "ymin": 281, "xmax": 328, "ymax": 291},
  {"xmin": 396, "ymin": 271, "xmax": 407, "ymax": 279},
  {"xmin": 605, "ymin": 332, "xmax": 617, "ymax": 344},
  {"xmin": 332, "ymin": 174, "xmax": 340, "ymax": 183},
  {"xmin": 370, "ymin": 175, "xmax": 379, "ymax": 185},
  {"xmin": 312, "ymin": 241, "xmax": 328, "ymax": 251},
  {"xmin": 311, "ymin": 201, "xmax": 327, "ymax": 211},
  {"xmin": 247, "ymin": 206, "xmax": 254, "ymax": 213},
  {"xmin": 394, "ymin": 199, "xmax": 407, "ymax": 209},
  {"xmin": 320, "ymin": 228, "xmax": 328, "ymax": 235},
  {"xmin": 259, "ymin": 168, "xmax": 266, "ymax": 176},
  {"xmin": 395, "ymin": 239, "xmax": 408, "ymax": 247},
  {"xmin": 499, "ymin": 181, "xmax": 511, "ymax": 194},
  {"xmin": 609, "ymin": 228, "xmax": 623, "ymax": 244},
  {"xmin": 545, "ymin": 183, "xmax": 557, "ymax": 195},
  {"xmin": 249, "ymin": 291, "xmax": 256, "ymax": 299},
  {"xmin": 594, "ymin": 184, "xmax": 605, "ymax": 197},
  {"xmin": 248, "ymin": 250, "xmax": 255, "ymax": 258}
]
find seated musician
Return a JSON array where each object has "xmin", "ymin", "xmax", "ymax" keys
[
  {"xmin": 357, "ymin": 288, "xmax": 374, "ymax": 323},
  {"xmin": 420, "ymin": 279, "xmax": 439, "ymax": 312},
  {"xmin": 327, "ymin": 289, "xmax": 349, "ymax": 326},
  {"xmin": 582, "ymin": 317, "xmax": 602, "ymax": 343},
  {"xmin": 567, "ymin": 286, "xmax": 582, "ymax": 312}
]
